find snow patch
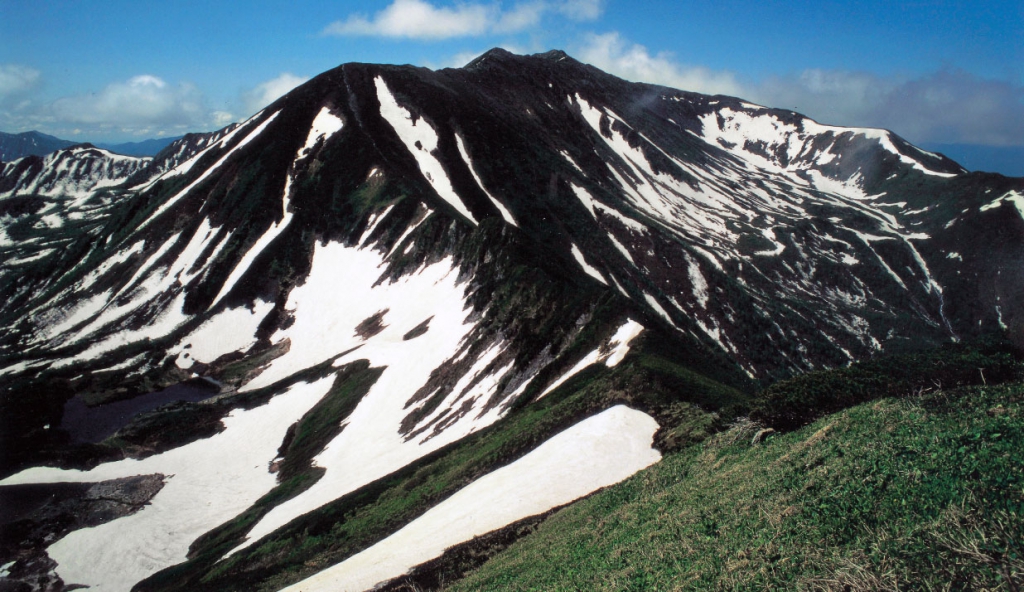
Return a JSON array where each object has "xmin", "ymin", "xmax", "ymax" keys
[
  {"xmin": 981, "ymin": 190, "xmax": 1024, "ymax": 221},
  {"xmin": 752, "ymin": 227, "xmax": 786, "ymax": 257},
  {"xmin": 686, "ymin": 255, "xmax": 709, "ymax": 308},
  {"xmin": 570, "ymin": 184, "xmax": 646, "ymax": 232},
  {"xmin": 607, "ymin": 233, "xmax": 634, "ymax": 264},
  {"xmin": 455, "ymin": 134, "xmax": 517, "ymax": 226},
  {"xmin": 171, "ymin": 300, "xmax": 275, "ymax": 367},
  {"xmin": 643, "ymin": 293, "xmax": 677, "ymax": 327},
  {"xmin": 538, "ymin": 319, "xmax": 644, "ymax": 399},
  {"xmin": 560, "ymin": 150, "xmax": 584, "ymax": 174},
  {"xmin": 359, "ymin": 204, "xmax": 395, "ymax": 246},
  {"xmin": 0, "ymin": 377, "xmax": 336, "ymax": 592},
  {"xmin": 570, "ymin": 243, "xmax": 607, "ymax": 285},
  {"xmin": 375, "ymin": 77, "xmax": 477, "ymax": 225},
  {"xmin": 282, "ymin": 405, "xmax": 660, "ymax": 592},
  {"xmin": 35, "ymin": 290, "xmax": 113, "ymax": 343},
  {"xmin": 77, "ymin": 241, "xmax": 145, "ymax": 292},
  {"xmin": 298, "ymin": 107, "xmax": 344, "ymax": 159}
]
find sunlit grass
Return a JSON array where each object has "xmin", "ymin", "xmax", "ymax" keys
[{"xmin": 453, "ymin": 383, "xmax": 1023, "ymax": 591}]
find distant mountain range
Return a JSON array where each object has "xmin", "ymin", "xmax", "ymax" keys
[
  {"xmin": 94, "ymin": 137, "xmax": 184, "ymax": 158},
  {"xmin": 0, "ymin": 131, "xmax": 75, "ymax": 161},
  {"xmin": 0, "ymin": 130, "xmax": 182, "ymax": 161}
]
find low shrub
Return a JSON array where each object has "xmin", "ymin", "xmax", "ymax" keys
[{"xmin": 750, "ymin": 339, "xmax": 1023, "ymax": 431}]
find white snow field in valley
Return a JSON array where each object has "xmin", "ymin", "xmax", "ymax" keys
[
  {"xmin": 281, "ymin": 405, "xmax": 662, "ymax": 592},
  {"xmin": 228, "ymin": 248, "xmax": 645, "ymax": 555},
  {"xmin": 0, "ymin": 226, "xmax": 651, "ymax": 591},
  {"xmin": 0, "ymin": 241, "xmax": 481, "ymax": 589},
  {"xmin": 0, "ymin": 377, "xmax": 335, "ymax": 591}
]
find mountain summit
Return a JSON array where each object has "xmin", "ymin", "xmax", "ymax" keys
[{"xmin": 0, "ymin": 50, "xmax": 1021, "ymax": 591}]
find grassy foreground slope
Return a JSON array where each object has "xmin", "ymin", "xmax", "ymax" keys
[{"xmin": 451, "ymin": 382, "xmax": 1024, "ymax": 591}]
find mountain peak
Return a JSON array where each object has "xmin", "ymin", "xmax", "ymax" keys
[
  {"xmin": 0, "ymin": 129, "xmax": 77, "ymax": 161},
  {"xmin": 463, "ymin": 47, "xmax": 515, "ymax": 68},
  {"xmin": 536, "ymin": 49, "xmax": 571, "ymax": 61},
  {"xmin": 462, "ymin": 48, "xmax": 579, "ymax": 72}
]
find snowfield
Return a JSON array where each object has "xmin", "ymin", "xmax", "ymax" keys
[
  {"xmin": 171, "ymin": 300, "xmax": 275, "ymax": 369},
  {"xmin": 0, "ymin": 377, "xmax": 336, "ymax": 592},
  {"xmin": 281, "ymin": 405, "xmax": 661, "ymax": 592},
  {"xmin": 227, "ymin": 239, "xmax": 521, "ymax": 554},
  {"xmin": 376, "ymin": 76, "xmax": 478, "ymax": 225}
]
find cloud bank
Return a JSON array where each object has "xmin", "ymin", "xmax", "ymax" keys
[
  {"xmin": 575, "ymin": 34, "xmax": 1024, "ymax": 147},
  {"xmin": 49, "ymin": 75, "xmax": 205, "ymax": 128},
  {"xmin": 0, "ymin": 70, "xmax": 315, "ymax": 141},
  {"xmin": 1, "ymin": 72, "xmax": 224, "ymax": 140},
  {"xmin": 576, "ymin": 32, "xmax": 744, "ymax": 97},
  {"xmin": 0, "ymin": 64, "xmax": 41, "ymax": 99}
]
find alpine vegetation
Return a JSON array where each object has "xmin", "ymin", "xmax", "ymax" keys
[{"xmin": 0, "ymin": 49, "xmax": 1021, "ymax": 591}]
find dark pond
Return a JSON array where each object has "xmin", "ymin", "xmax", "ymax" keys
[{"xmin": 60, "ymin": 380, "xmax": 221, "ymax": 444}]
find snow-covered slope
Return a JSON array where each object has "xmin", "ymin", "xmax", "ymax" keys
[
  {"xmin": 281, "ymin": 405, "xmax": 660, "ymax": 592},
  {"xmin": 1, "ymin": 145, "xmax": 149, "ymax": 199},
  {"xmin": 0, "ymin": 146, "xmax": 152, "ymax": 321},
  {"xmin": 0, "ymin": 48, "xmax": 1020, "ymax": 592}
]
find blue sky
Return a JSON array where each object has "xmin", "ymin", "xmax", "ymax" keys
[{"xmin": 1, "ymin": 0, "xmax": 1021, "ymax": 168}]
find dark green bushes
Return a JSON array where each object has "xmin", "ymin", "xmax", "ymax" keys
[{"xmin": 751, "ymin": 339, "xmax": 1023, "ymax": 431}]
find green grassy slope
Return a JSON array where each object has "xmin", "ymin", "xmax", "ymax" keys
[{"xmin": 451, "ymin": 382, "xmax": 1023, "ymax": 591}]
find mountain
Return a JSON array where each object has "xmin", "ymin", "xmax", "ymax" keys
[
  {"xmin": 96, "ymin": 136, "xmax": 184, "ymax": 158},
  {"xmin": 0, "ymin": 48, "xmax": 1020, "ymax": 592},
  {"xmin": 0, "ymin": 131, "xmax": 77, "ymax": 161},
  {"xmin": 0, "ymin": 131, "xmax": 183, "ymax": 162},
  {"xmin": 1, "ymin": 144, "xmax": 150, "ymax": 198}
]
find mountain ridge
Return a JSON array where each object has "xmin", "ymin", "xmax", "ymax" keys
[
  {"xmin": 0, "ymin": 130, "xmax": 182, "ymax": 162},
  {"xmin": 0, "ymin": 131, "xmax": 77, "ymax": 162}
]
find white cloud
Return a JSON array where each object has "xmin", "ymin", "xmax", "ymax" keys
[
  {"xmin": 0, "ymin": 64, "xmax": 41, "ymax": 99},
  {"xmin": 1, "ymin": 73, "xmax": 238, "ymax": 141},
  {"xmin": 241, "ymin": 72, "xmax": 309, "ymax": 115},
  {"xmin": 324, "ymin": 0, "xmax": 493, "ymax": 39},
  {"xmin": 576, "ymin": 32, "xmax": 744, "ymax": 97},
  {"xmin": 49, "ymin": 75, "xmax": 206, "ymax": 128},
  {"xmin": 323, "ymin": 0, "xmax": 605, "ymax": 40},
  {"xmin": 753, "ymin": 69, "xmax": 891, "ymax": 126},
  {"xmin": 557, "ymin": 0, "xmax": 603, "ymax": 20},
  {"xmin": 494, "ymin": 2, "xmax": 545, "ymax": 33},
  {"xmin": 211, "ymin": 111, "xmax": 236, "ymax": 127}
]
